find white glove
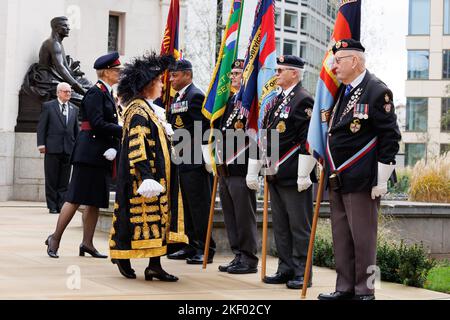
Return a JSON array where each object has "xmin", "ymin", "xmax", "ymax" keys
[
  {"xmin": 371, "ymin": 162, "xmax": 395, "ymax": 200},
  {"xmin": 201, "ymin": 144, "xmax": 213, "ymax": 173},
  {"xmin": 103, "ymin": 148, "xmax": 117, "ymax": 161},
  {"xmin": 137, "ymin": 179, "xmax": 165, "ymax": 198},
  {"xmin": 246, "ymin": 159, "xmax": 262, "ymax": 191},
  {"xmin": 297, "ymin": 154, "xmax": 316, "ymax": 192}
]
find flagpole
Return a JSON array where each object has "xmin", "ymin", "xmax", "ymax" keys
[
  {"xmin": 203, "ymin": 174, "xmax": 219, "ymax": 269},
  {"xmin": 261, "ymin": 175, "xmax": 269, "ymax": 281},
  {"xmin": 301, "ymin": 168, "xmax": 325, "ymax": 299}
]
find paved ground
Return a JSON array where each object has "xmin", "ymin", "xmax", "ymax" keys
[{"xmin": 0, "ymin": 201, "xmax": 449, "ymax": 300}]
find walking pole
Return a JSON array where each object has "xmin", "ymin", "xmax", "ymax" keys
[
  {"xmin": 203, "ymin": 174, "xmax": 219, "ymax": 269},
  {"xmin": 301, "ymin": 168, "xmax": 325, "ymax": 299},
  {"xmin": 261, "ymin": 175, "xmax": 269, "ymax": 281}
]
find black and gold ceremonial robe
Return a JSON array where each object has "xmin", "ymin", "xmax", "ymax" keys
[{"xmin": 109, "ymin": 99, "xmax": 188, "ymax": 259}]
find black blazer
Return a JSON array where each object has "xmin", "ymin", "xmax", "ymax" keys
[
  {"xmin": 71, "ymin": 81, "xmax": 122, "ymax": 168},
  {"xmin": 263, "ymin": 82, "xmax": 316, "ymax": 187},
  {"xmin": 168, "ymin": 83, "xmax": 208, "ymax": 172},
  {"xmin": 36, "ymin": 99, "xmax": 79, "ymax": 154},
  {"xmin": 327, "ymin": 70, "xmax": 401, "ymax": 193}
]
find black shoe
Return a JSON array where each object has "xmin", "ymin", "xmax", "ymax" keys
[
  {"xmin": 111, "ymin": 259, "xmax": 136, "ymax": 279},
  {"xmin": 186, "ymin": 254, "xmax": 213, "ymax": 265},
  {"xmin": 49, "ymin": 209, "xmax": 59, "ymax": 214},
  {"xmin": 79, "ymin": 244, "xmax": 108, "ymax": 258},
  {"xmin": 353, "ymin": 294, "xmax": 375, "ymax": 301},
  {"xmin": 218, "ymin": 256, "xmax": 240, "ymax": 272},
  {"xmin": 286, "ymin": 276, "xmax": 312, "ymax": 289},
  {"xmin": 144, "ymin": 266, "xmax": 178, "ymax": 282},
  {"xmin": 318, "ymin": 291, "xmax": 355, "ymax": 300},
  {"xmin": 227, "ymin": 262, "xmax": 258, "ymax": 274},
  {"xmin": 263, "ymin": 272, "xmax": 294, "ymax": 284},
  {"xmin": 167, "ymin": 248, "xmax": 196, "ymax": 260},
  {"xmin": 45, "ymin": 235, "xmax": 59, "ymax": 258}
]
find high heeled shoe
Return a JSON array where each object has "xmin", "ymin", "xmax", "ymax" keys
[
  {"xmin": 144, "ymin": 266, "xmax": 178, "ymax": 282},
  {"xmin": 79, "ymin": 244, "xmax": 108, "ymax": 258},
  {"xmin": 111, "ymin": 259, "xmax": 136, "ymax": 279},
  {"xmin": 45, "ymin": 235, "xmax": 59, "ymax": 258}
]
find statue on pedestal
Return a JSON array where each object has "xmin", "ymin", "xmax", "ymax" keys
[{"xmin": 16, "ymin": 16, "xmax": 91, "ymax": 132}]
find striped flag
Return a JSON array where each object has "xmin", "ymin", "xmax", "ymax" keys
[
  {"xmin": 306, "ymin": 0, "xmax": 361, "ymax": 162},
  {"xmin": 202, "ymin": 0, "xmax": 244, "ymax": 124},
  {"xmin": 160, "ymin": 0, "xmax": 181, "ymax": 110},
  {"xmin": 235, "ymin": 0, "xmax": 278, "ymax": 132}
]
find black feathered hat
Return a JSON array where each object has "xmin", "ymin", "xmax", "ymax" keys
[{"xmin": 118, "ymin": 52, "xmax": 175, "ymax": 105}]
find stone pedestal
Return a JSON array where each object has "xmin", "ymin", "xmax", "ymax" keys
[
  {"xmin": 13, "ymin": 132, "xmax": 45, "ymax": 201},
  {"xmin": 0, "ymin": 132, "xmax": 15, "ymax": 201}
]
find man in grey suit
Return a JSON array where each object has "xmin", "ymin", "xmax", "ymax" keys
[{"xmin": 37, "ymin": 82, "xmax": 79, "ymax": 213}]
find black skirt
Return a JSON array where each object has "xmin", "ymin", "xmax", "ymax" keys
[{"xmin": 65, "ymin": 164, "xmax": 110, "ymax": 208}]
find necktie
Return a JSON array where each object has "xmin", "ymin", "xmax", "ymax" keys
[
  {"xmin": 61, "ymin": 103, "xmax": 67, "ymax": 124},
  {"xmin": 344, "ymin": 84, "xmax": 353, "ymax": 97}
]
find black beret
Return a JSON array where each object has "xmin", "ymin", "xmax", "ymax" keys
[
  {"xmin": 93, "ymin": 51, "xmax": 122, "ymax": 70},
  {"xmin": 170, "ymin": 59, "xmax": 192, "ymax": 71},
  {"xmin": 277, "ymin": 55, "xmax": 305, "ymax": 68},
  {"xmin": 332, "ymin": 39, "xmax": 365, "ymax": 54},
  {"xmin": 232, "ymin": 59, "xmax": 244, "ymax": 70}
]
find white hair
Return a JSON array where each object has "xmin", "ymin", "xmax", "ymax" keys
[{"xmin": 56, "ymin": 82, "xmax": 71, "ymax": 93}]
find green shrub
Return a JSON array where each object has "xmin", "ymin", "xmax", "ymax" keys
[
  {"xmin": 388, "ymin": 169, "xmax": 411, "ymax": 194},
  {"xmin": 424, "ymin": 260, "xmax": 450, "ymax": 294},
  {"xmin": 313, "ymin": 237, "xmax": 335, "ymax": 269}
]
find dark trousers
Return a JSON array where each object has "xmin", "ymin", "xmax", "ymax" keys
[
  {"xmin": 44, "ymin": 153, "xmax": 71, "ymax": 210},
  {"xmin": 268, "ymin": 183, "xmax": 313, "ymax": 276},
  {"xmin": 219, "ymin": 176, "xmax": 258, "ymax": 267},
  {"xmin": 179, "ymin": 166, "xmax": 216, "ymax": 254},
  {"xmin": 329, "ymin": 190, "xmax": 379, "ymax": 295}
]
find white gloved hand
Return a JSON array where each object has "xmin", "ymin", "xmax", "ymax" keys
[
  {"xmin": 201, "ymin": 144, "xmax": 213, "ymax": 173},
  {"xmin": 297, "ymin": 154, "xmax": 316, "ymax": 192},
  {"xmin": 246, "ymin": 158, "xmax": 262, "ymax": 191},
  {"xmin": 103, "ymin": 148, "xmax": 117, "ymax": 161},
  {"xmin": 371, "ymin": 162, "xmax": 395, "ymax": 200},
  {"xmin": 137, "ymin": 179, "xmax": 165, "ymax": 198}
]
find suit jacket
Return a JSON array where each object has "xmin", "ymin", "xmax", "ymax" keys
[
  {"xmin": 71, "ymin": 81, "xmax": 122, "ymax": 168},
  {"xmin": 262, "ymin": 82, "xmax": 316, "ymax": 187},
  {"xmin": 36, "ymin": 99, "xmax": 79, "ymax": 154},
  {"xmin": 168, "ymin": 83, "xmax": 207, "ymax": 172},
  {"xmin": 326, "ymin": 70, "xmax": 401, "ymax": 193}
]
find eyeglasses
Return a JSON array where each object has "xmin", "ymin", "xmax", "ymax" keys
[
  {"xmin": 276, "ymin": 68, "xmax": 295, "ymax": 74},
  {"xmin": 333, "ymin": 55, "xmax": 354, "ymax": 64},
  {"xmin": 230, "ymin": 71, "xmax": 242, "ymax": 77},
  {"xmin": 61, "ymin": 90, "xmax": 72, "ymax": 93}
]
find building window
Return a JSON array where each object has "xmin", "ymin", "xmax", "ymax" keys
[
  {"xmin": 443, "ymin": 50, "xmax": 450, "ymax": 79},
  {"xmin": 300, "ymin": 13, "xmax": 308, "ymax": 32},
  {"xmin": 441, "ymin": 144, "xmax": 450, "ymax": 155},
  {"xmin": 275, "ymin": 38, "xmax": 281, "ymax": 57},
  {"xmin": 275, "ymin": 8, "xmax": 281, "ymax": 30},
  {"xmin": 299, "ymin": 41, "xmax": 307, "ymax": 59},
  {"xmin": 283, "ymin": 39, "xmax": 298, "ymax": 56},
  {"xmin": 405, "ymin": 143, "xmax": 426, "ymax": 167},
  {"xmin": 445, "ymin": 0, "xmax": 450, "ymax": 35},
  {"xmin": 284, "ymin": 10, "xmax": 298, "ymax": 32},
  {"xmin": 406, "ymin": 98, "xmax": 427, "ymax": 132},
  {"xmin": 442, "ymin": 98, "xmax": 450, "ymax": 132},
  {"xmin": 108, "ymin": 13, "xmax": 125, "ymax": 54},
  {"xmin": 407, "ymin": 50, "xmax": 429, "ymax": 79},
  {"xmin": 408, "ymin": 0, "xmax": 430, "ymax": 35}
]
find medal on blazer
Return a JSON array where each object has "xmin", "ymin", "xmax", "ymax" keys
[
  {"xmin": 276, "ymin": 121, "xmax": 286, "ymax": 133},
  {"xmin": 234, "ymin": 120, "xmax": 244, "ymax": 130},
  {"xmin": 175, "ymin": 115, "xmax": 184, "ymax": 128},
  {"xmin": 353, "ymin": 104, "xmax": 369, "ymax": 120},
  {"xmin": 349, "ymin": 119, "xmax": 361, "ymax": 133}
]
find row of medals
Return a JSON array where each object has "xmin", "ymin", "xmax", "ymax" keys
[
  {"xmin": 340, "ymin": 87, "xmax": 364, "ymax": 121},
  {"xmin": 272, "ymin": 91, "xmax": 294, "ymax": 133},
  {"xmin": 223, "ymin": 106, "xmax": 244, "ymax": 131}
]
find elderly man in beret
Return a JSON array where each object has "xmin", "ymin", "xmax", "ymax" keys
[
  {"xmin": 167, "ymin": 59, "xmax": 216, "ymax": 264},
  {"xmin": 247, "ymin": 55, "xmax": 317, "ymax": 289},
  {"xmin": 318, "ymin": 39, "xmax": 401, "ymax": 301},
  {"xmin": 45, "ymin": 52, "xmax": 123, "ymax": 259}
]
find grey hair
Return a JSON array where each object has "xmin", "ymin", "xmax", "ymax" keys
[
  {"xmin": 56, "ymin": 82, "xmax": 71, "ymax": 93},
  {"xmin": 96, "ymin": 69, "xmax": 106, "ymax": 78},
  {"xmin": 354, "ymin": 51, "xmax": 366, "ymax": 68}
]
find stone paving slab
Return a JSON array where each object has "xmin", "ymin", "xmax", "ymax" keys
[{"xmin": 0, "ymin": 201, "xmax": 449, "ymax": 300}]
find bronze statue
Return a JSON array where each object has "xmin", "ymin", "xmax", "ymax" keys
[{"xmin": 16, "ymin": 16, "xmax": 91, "ymax": 132}]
